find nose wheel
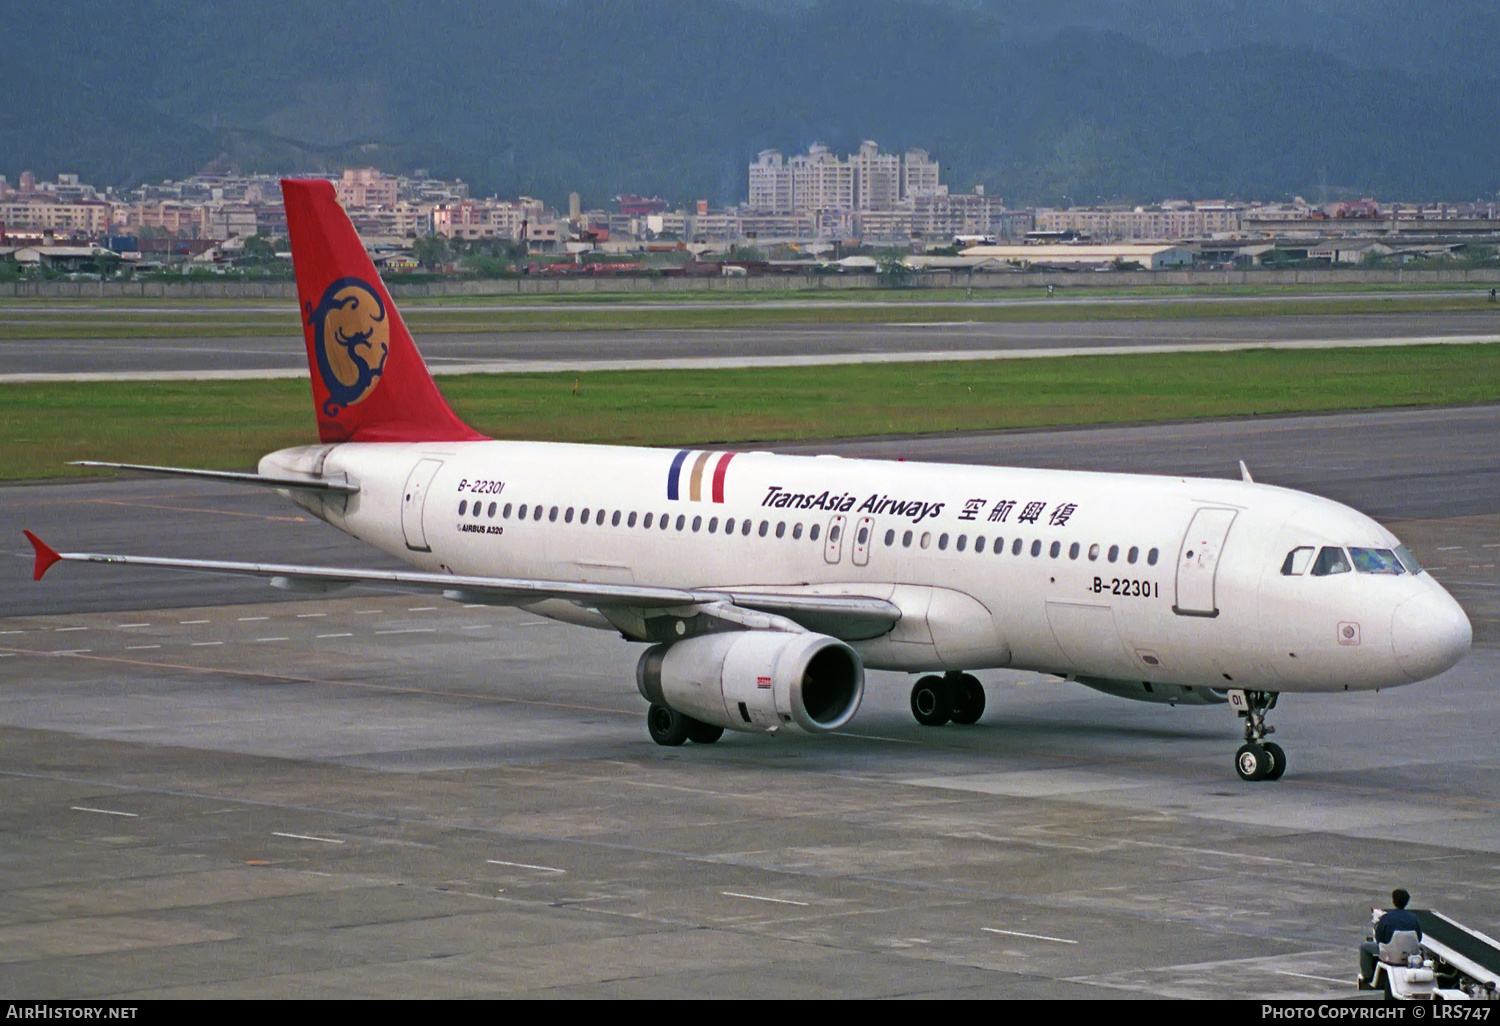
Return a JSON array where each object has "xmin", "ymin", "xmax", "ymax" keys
[{"xmin": 1230, "ymin": 690, "xmax": 1285, "ymax": 781}]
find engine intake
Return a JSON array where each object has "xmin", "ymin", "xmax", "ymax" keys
[{"xmin": 637, "ymin": 631, "xmax": 864, "ymax": 734}]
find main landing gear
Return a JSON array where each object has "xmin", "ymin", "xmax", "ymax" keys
[
  {"xmin": 910, "ymin": 672, "xmax": 986, "ymax": 727},
  {"xmin": 646, "ymin": 704, "xmax": 724, "ymax": 747},
  {"xmin": 1231, "ymin": 689, "xmax": 1285, "ymax": 782}
]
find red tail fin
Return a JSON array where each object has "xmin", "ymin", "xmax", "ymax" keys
[{"xmin": 282, "ymin": 179, "xmax": 485, "ymax": 444}]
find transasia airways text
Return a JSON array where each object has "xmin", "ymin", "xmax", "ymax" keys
[{"xmin": 761, "ymin": 487, "xmax": 945, "ymax": 523}]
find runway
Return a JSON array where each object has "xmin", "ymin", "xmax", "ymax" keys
[
  {"xmin": 1, "ymin": 407, "xmax": 1496, "ymax": 997},
  {"xmin": 3, "ymin": 310, "xmax": 1498, "ymax": 381}
]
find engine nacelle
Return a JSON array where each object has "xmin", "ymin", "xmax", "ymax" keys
[
  {"xmin": 1075, "ymin": 676, "xmax": 1227, "ymax": 706},
  {"xmin": 636, "ymin": 631, "xmax": 864, "ymax": 734}
]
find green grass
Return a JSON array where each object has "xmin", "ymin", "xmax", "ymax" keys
[
  {"xmin": 3, "ymin": 344, "xmax": 1496, "ymax": 481},
  {"xmin": 1, "ymin": 293, "xmax": 1496, "ymax": 338}
]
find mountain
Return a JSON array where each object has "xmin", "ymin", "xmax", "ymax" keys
[{"xmin": 4, "ymin": 0, "xmax": 1497, "ymax": 206}]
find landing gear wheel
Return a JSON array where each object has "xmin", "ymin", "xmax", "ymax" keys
[
  {"xmin": 1231, "ymin": 689, "xmax": 1283, "ymax": 782},
  {"xmin": 647, "ymin": 704, "xmax": 692, "ymax": 746},
  {"xmin": 949, "ymin": 673, "xmax": 986, "ymax": 725},
  {"xmin": 685, "ymin": 719, "xmax": 724, "ymax": 745},
  {"xmin": 910, "ymin": 675, "xmax": 952, "ymax": 726},
  {"xmin": 1261, "ymin": 741, "xmax": 1286, "ymax": 781},
  {"xmin": 1235, "ymin": 743, "xmax": 1271, "ymax": 781}
]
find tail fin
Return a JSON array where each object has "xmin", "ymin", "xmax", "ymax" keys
[{"xmin": 282, "ymin": 178, "xmax": 485, "ymax": 444}]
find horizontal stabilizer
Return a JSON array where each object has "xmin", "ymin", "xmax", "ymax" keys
[{"xmin": 70, "ymin": 461, "xmax": 358, "ymax": 494}]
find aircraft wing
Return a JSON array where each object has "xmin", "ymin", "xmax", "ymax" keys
[{"xmin": 23, "ymin": 532, "xmax": 900, "ymax": 641}]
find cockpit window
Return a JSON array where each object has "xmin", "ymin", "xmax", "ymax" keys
[
  {"xmin": 1350, "ymin": 547, "xmax": 1405, "ymax": 574},
  {"xmin": 1309, "ymin": 546, "xmax": 1351, "ymax": 576},
  {"xmin": 1280, "ymin": 546, "xmax": 1315, "ymax": 575},
  {"xmin": 1395, "ymin": 544, "xmax": 1424, "ymax": 574}
]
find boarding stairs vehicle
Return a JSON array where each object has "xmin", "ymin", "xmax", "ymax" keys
[{"xmin": 1358, "ymin": 907, "xmax": 1500, "ymax": 1000}]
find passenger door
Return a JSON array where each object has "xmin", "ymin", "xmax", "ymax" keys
[
  {"xmin": 1174, "ymin": 507, "xmax": 1238, "ymax": 617},
  {"xmin": 401, "ymin": 458, "xmax": 445, "ymax": 552}
]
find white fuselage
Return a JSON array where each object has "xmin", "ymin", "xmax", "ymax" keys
[{"xmin": 263, "ymin": 439, "xmax": 1472, "ymax": 695}]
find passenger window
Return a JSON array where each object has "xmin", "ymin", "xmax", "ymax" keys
[
  {"xmin": 627, "ymin": 511, "xmax": 637, "ymax": 527},
  {"xmin": 1012, "ymin": 538, "xmax": 1023, "ymax": 556},
  {"xmin": 517, "ymin": 503, "xmax": 528, "ymax": 519},
  {"xmin": 810, "ymin": 524, "xmax": 821, "ymax": 541},
  {"xmin": 580, "ymin": 507, "xmax": 589, "ymax": 522},
  {"xmin": 724, "ymin": 517, "xmax": 735, "ymax": 534},
  {"xmin": 902, "ymin": 530, "xmax": 913, "ymax": 548},
  {"xmin": 473, "ymin": 503, "xmax": 482, "ymax": 518},
  {"xmin": 676, "ymin": 515, "xmax": 686, "ymax": 531},
  {"xmin": 549, "ymin": 506, "xmax": 559, "ymax": 522},
  {"xmin": 975, "ymin": 536, "xmax": 985, "ymax": 553},
  {"xmin": 830, "ymin": 524, "xmax": 841, "ymax": 542},
  {"xmin": 1281, "ymin": 546, "xmax": 1315, "ymax": 575},
  {"xmin": 643, "ymin": 512, "xmax": 653, "ymax": 528},
  {"xmin": 1030, "ymin": 540, "xmax": 1041, "ymax": 557},
  {"xmin": 759, "ymin": 521, "xmax": 769, "ymax": 537},
  {"xmin": 1147, "ymin": 547, "xmax": 1159, "ymax": 565},
  {"xmin": 1068, "ymin": 542, "xmax": 1080, "ymax": 559},
  {"xmin": 956, "ymin": 535, "xmax": 966, "ymax": 552},
  {"xmin": 503, "ymin": 503, "xmax": 513, "ymax": 519},
  {"xmin": 1088, "ymin": 543, "xmax": 1099, "ymax": 561},
  {"xmin": 596, "ymin": 509, "xmax": 605, "ymax": 525},
  {"xmin": 856, "ymin": 525, "xmax": 867, "ymax": 544},
  {"xmin": 742, "ymin": 520, "xmax": 753, "ymax": 536},
  {"xmin": 937, "ymin": 533, "xmax": 948, "ymax": 550},
  {"xmin": 565, "ymin": 507, "xmax": 575, "ymax": 523},
  {"xmin": 488, "ymin": 502, "xmax": 497, "ymax": 517},
  {"xmin": 662, "ymin": 513, "xmax": 671, "ymax": 530},
  {"xmin": 707, "ymin": 517, "xmax": 718, "ymax": 533},
  {"xmin": 1310, "ymin": 546, "xmax": 1351, "ymax": 576},
  {"xmin": 1049, "ymin": 541, "xmax": 1061, "ymax": 558},
  {"xmin": 535, "ymin": 506, "xmax": 545, "ymax": 521},
  {"xmin": 792, "ymin": 523, "xmax": 802, "ymax": 539},
  {"xmin": 611, "ymin": 510, "xmax": 621, "ymax": 526},
  {"xmin": 885, "ymin": 529, "xmax": 896, "ymax": 546},
  {"xmin": 1128, "ymin": 546, "xmax": 1139, "ymax": 564},
  {"xmin": 920, "ymin": 532, "xmax": 931, "ymax": 549},
  {"xmin": 1350, "ymin": 547, "xmax": 1405, "ymax": 574},
  {"xmin": 1107, "ymin": 544, "xmax": 1119, "ymax": 562},
  {"xmin": 692, "ymin": 516, "xmax": 702, "ymax": 532},
  {"xmin": 777, "ymin": 522, "xmax": 787, "ymax": 538},
  {"xmin": 458, "ymin": 500, "xmax": 468, "ymax": 515}
]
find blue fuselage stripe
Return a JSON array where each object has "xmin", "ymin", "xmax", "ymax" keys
[{"xmin": 667, "ymin": 448, "xmax": 691, "ymax": 501}]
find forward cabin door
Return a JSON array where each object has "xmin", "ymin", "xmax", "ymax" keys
[
  {"xmin": 402, "ymin": 458, "xmax": 445, "ymax": 552},
  {"xmin": 1173, "ymin": 507, "xmax": 1238, "ymax": 617}
]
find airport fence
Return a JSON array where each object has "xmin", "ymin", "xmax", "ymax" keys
[{"xmin": 5, "ymin": 266, "xmax": 1500, "ymax": 300}]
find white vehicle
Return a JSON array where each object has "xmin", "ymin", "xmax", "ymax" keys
[{"xmin": 25, "ymin": 180, "xmax": 1474, "ymax": 780}]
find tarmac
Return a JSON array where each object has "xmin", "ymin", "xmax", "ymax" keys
[
  {"xmin": 1, "ymin": 407, "xmax": 1496, "ymax": 998},
  {"xmin": 3, "ymin": 309, "xmax": 1499, "ymax": 381}
]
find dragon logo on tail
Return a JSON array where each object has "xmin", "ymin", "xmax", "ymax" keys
[{"xmin": 306, "ymin": 277, "xmax": 390, "ymax": 416}]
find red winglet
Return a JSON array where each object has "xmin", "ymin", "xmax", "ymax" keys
[{"xmin": 23, "ymin": 531, "xmax": 62, "ymax": 581}]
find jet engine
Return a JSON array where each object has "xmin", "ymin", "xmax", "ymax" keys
[
  {"xmin": 636, "ymin": 631, "xmax": 864, "ymax": 734},
  {"xmin": 1075, "ymin": 676, "xmax": 1227, "ymax": 706}
]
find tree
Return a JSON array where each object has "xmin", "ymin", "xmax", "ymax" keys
[{"xmin": 413, "ymin": 234, "xmax": 450, "ymax": 271}]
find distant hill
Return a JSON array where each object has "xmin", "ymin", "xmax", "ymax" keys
[{"xmin": 4, "ymin": 0, "xmax": 1497, "ymax": 206}]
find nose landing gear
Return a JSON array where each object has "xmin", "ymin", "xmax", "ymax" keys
[{"xmin": 1230, "ymin": 689, "xmax": 1285, "ymax": 781}]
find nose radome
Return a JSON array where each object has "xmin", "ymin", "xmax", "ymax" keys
[{"xmin": 1390, "ymin": 589, "xmax": 1472, "ymax": 681}]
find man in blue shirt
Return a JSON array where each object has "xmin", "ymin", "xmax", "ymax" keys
[{"xmin": 1361, "ymin": 888, "xmax": 1424, "ymax": 984}]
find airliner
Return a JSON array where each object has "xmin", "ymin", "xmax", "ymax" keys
[{"xmin": 25, "ymin": 179, "xmax": 1473, "ymax": 781}]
